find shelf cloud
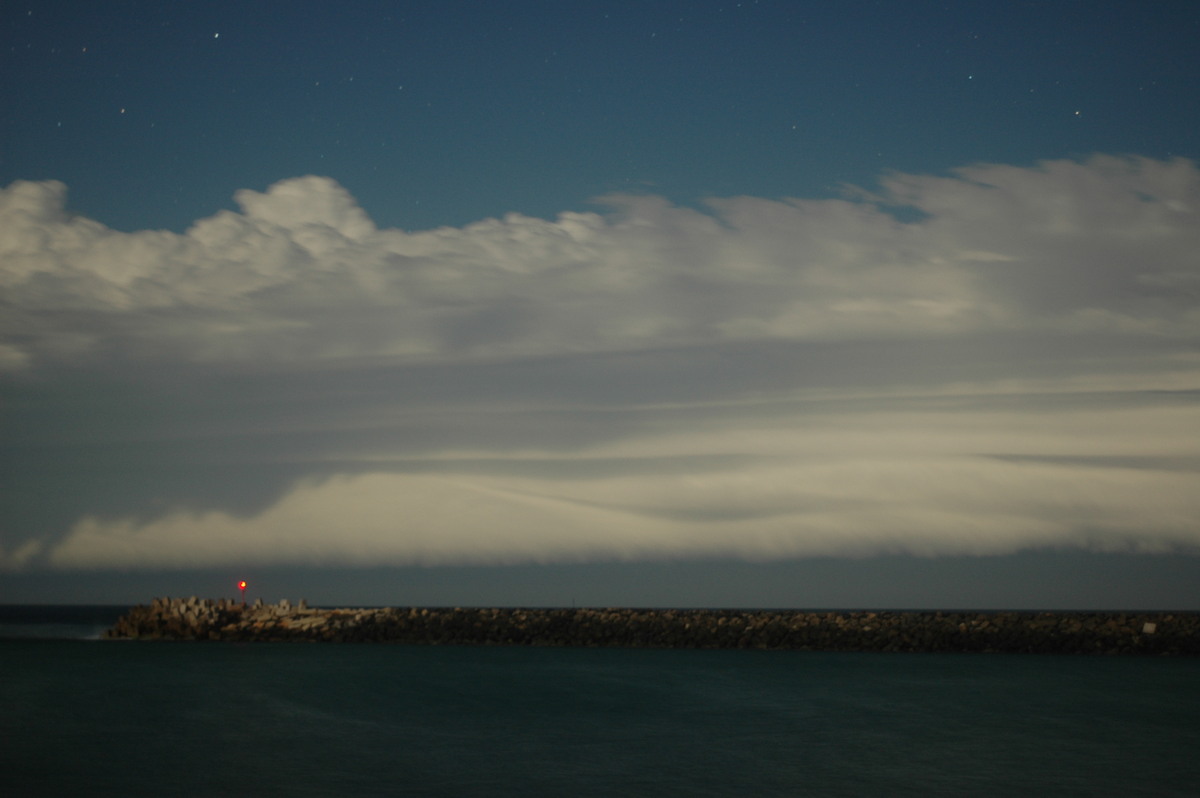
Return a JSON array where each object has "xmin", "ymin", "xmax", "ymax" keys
[{"xmin": 3, "ymin": 155, "xmax": 1199, "ymax": 570}]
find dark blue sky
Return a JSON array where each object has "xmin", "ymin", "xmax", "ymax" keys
[
  {"xmin": 3, "ymin": 1, "xmax": 1200, "ymax": 607},
  {"xmin": 4, "ymin": 1, "xmax": 1197, "ymax": 232}
]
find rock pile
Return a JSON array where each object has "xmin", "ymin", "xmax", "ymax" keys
[{"xmin": 105, "ymin": 599, "xmax": 1199, "ymax": 654}]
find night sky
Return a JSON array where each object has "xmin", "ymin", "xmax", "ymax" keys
[{"xmin": 3, "ymin": 1, "xmax": 1200, "ymax": 608}]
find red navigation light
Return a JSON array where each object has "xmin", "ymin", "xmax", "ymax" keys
[{"xmin": 238, "ymin": 581, "xmax": 247, "ymax": 591}]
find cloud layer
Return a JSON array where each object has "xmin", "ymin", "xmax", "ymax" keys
[
  {"xmin": 4, "ymin": 155, "xmax": 1197, "ymax": 371},
  {"xmin": 3, "ymin": 155, "xmax": 1199, "ymax": 570}
]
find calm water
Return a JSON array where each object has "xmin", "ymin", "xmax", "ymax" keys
[{"xmin": 2, "ymin": 607, "xmax": 1198, "ymax": 796}]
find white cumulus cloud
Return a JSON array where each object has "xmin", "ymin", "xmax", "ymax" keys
[{"xmin": 3, "ymin": 154, "xmax": 1197, "ymax": 372}]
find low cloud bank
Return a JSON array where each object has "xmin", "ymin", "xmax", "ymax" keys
[
  {"xmin": 47, "ymin": 400, "xmax": 1200, "ymax": 569},
  {"xmin": 2, "ymin": 155, "xmax": 1199, "ymax": 570},
  {"xmin": 49, "ymin": 453, "xmax": 1200, "ymax": 570}
]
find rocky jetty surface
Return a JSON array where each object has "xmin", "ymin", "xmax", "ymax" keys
[{"xmin": 104, "ymin": 597, "xmax": 1200, "ymax": 655}]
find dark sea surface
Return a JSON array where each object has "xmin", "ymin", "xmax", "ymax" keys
[{"xmin": 2, "ymin": 607, "xmax": 1198, "ymax": 797}]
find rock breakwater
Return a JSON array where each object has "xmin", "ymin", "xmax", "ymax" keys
[{"xmin": 104, "ymin": 598, "xmax": 1200, "ymax": 655}]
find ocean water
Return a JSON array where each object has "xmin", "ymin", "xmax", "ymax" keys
[{"xmin": 2, "ymin": 607, "xmax": 1198, "ymax": 797}]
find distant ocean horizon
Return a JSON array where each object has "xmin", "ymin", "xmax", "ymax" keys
[
  {"xmin": 3, "ymin": 605, "xmax": 1199, "ymax": 796},
  {"xmin": 0, "ymin": 604, "xmax": 131, "ymax": 641}
]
